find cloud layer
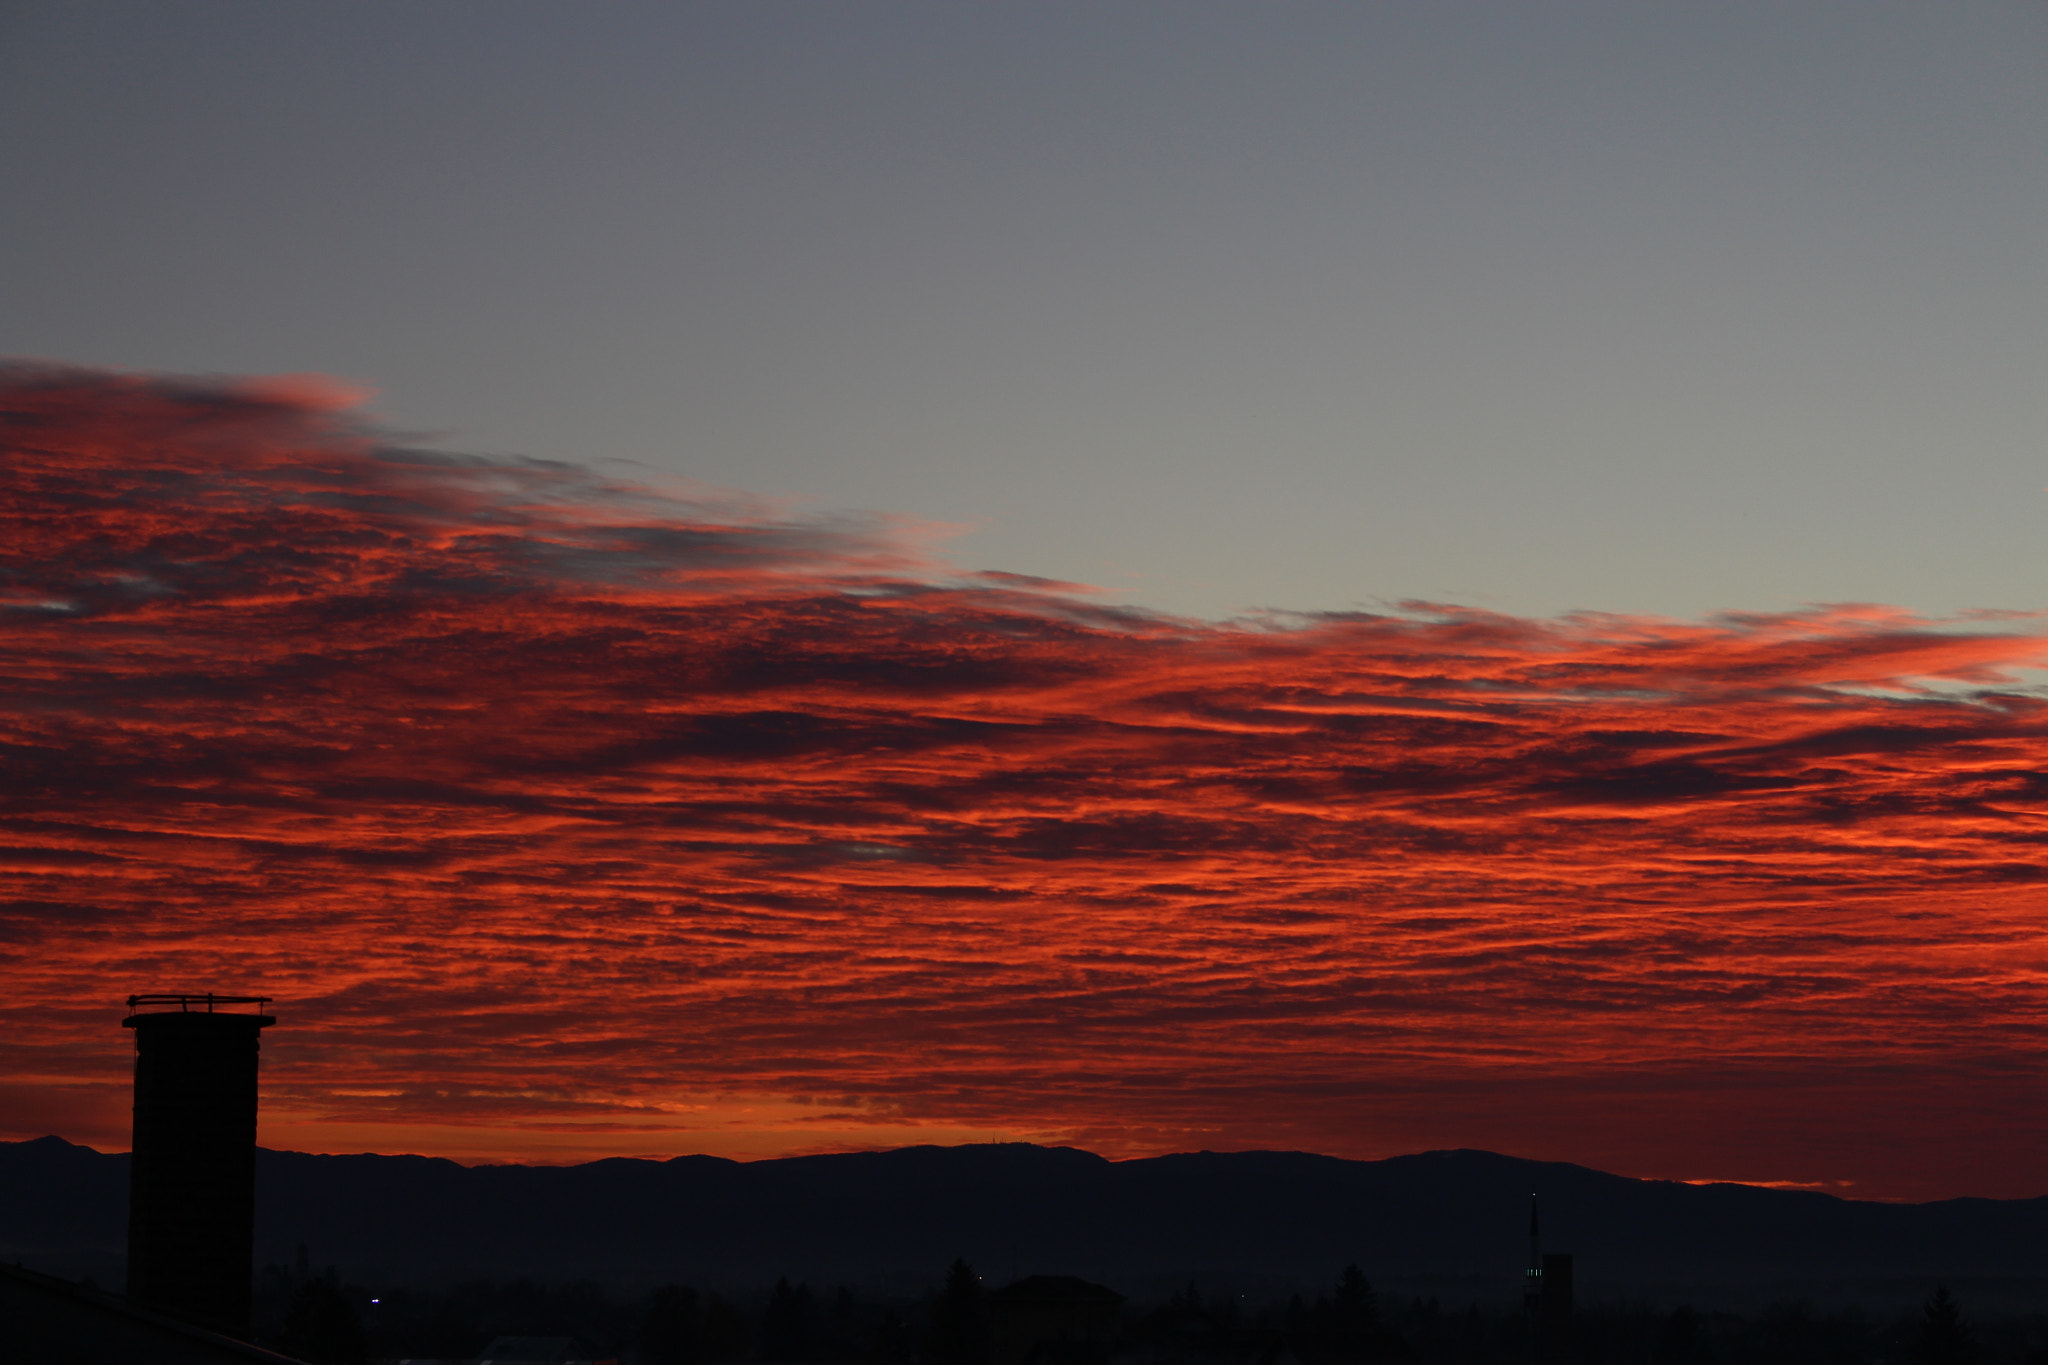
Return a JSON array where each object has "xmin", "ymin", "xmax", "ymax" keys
[{"xmin": 6, "ymin": 365, "xmax": 2048, "ymax": 1199}]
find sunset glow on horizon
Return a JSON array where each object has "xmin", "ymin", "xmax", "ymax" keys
[{"xmin": 6, "ymin": 365, "xmax": 2048, "ymax": 1202}]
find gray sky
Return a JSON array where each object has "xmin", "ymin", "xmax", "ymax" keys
[{"xmin": 5, "ymin": 0, "xmax": 2045, "ymax": 622}]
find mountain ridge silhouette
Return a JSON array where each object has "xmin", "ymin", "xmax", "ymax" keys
[{"xmin": 7, "ymin": 1136, "xmax": 2045, "ymax": 1310}]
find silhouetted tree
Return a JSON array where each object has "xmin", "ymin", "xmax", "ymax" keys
[
  {"xmin": 866, "ymin": 1307, "xmax": 913, "ymax": 1365},
  {"xmin": 761, "ymin": 1278, "xmax": 818, "ymax": 1361},
  {"xmin": 1141, "ymin": 1281, "xmax": 1240, "ymax": 1358},
  {"xmin": 702, "ymin": 1292, "xmax": 751, "ymax": 1362},
  {"xmin": 640, "ymin": 1283, "xmax": 701, "ymax": 1365},
  {"xmin": 927, "ymin": 1259, "xmax": 988, "ymax": 1365},
  {"xmin": 1749, "ymin": 1299, "xmax": 1819, "ymax": 1365},
  {"xmin": 1332, "ymin": 1265, "xmax": 1379, "ymax": 1340},
  {"xmin": 821, "ymin": 1285, "xmax": 864, "ymax": 1361},
  {"xmin": 273, "ymin": 1276, "xmax": 369, "ymax": 1365},
  {"xmin": 1654, "ymin": 1305, "xmax": 1710, "ymax": 1365},
  {"xmin": 1299, "ymin": 1266, "xmax": 1406, "ymax": 1364},
  {"xmin": 1912, "ymin": 1287, "xmax": 1979, "ymax": 1365}
]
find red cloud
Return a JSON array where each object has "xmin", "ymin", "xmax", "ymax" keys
[{"xmin": 6, "ymin": 364, "xmax": 2048, "ymax": 1200}]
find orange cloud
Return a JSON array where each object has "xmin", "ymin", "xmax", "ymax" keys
[{"xmin": 6, "ymin": 364, "xmax": 2048, "ymax": 1201}]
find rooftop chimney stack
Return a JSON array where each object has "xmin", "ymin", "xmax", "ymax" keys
[{"xmin": 123, "ymin": 993, "xmax": 275, "ymax": 1338}]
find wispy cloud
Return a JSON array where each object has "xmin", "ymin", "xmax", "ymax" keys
[{"xmin": 6, "ymin": 365, "xmax": 2047, "ymax": 1199}]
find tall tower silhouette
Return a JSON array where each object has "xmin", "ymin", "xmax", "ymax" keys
[
  {"xmin": 1521, "ymin": 1193, "xmax": 1573, "ymax": 1364},
  {"xmin": 124, "ymin": 993, "xmax": 276, "ymax": 1338},
  {"xmin": 1523, "ymin": 1193, "xmax": 1544, "ymax": 1322}
]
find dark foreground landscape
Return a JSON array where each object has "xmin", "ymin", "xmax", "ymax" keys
[{"xmin": 8, "ymin": 1137, "xmax": 2048, "ymax": 1362}]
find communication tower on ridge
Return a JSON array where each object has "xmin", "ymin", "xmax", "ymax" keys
[{"xmin": 1522, "ymin": 1193, "xmax": 1574, "ymax": 1364}]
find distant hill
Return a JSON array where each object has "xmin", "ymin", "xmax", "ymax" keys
[{"xmin": 7, "ymin": 1137, "xmax": 2047, "ymax": 1312}]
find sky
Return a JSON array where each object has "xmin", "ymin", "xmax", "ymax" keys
[{"xmin": 3, "ymin": 2, "xmax": 2047, "ymax": 1203}]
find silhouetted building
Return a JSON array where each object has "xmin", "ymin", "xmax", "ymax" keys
[
  {"xmin": 1535, "ymin": 1254, "xmax": 1572, "ymax": 1362},
  {"xmin": 1521, "ymin": 1196, "xmax": 1572, "ymax": 1364},
  {"xmin": 125, "ymin": 992, "xmax": 277, "ymax": 1338},
  {"xmin": 988, "ymin": 1275, "xmax": 1124, "ymax": 1365}
]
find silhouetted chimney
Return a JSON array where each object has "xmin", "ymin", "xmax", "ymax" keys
[
  {"xmin": 123, "ymin": 993, "xmax": 275, "ymax": 1338},
  {"xmin": 1522, "ymin": 1193, "xmax": 1542, "ymax": 1313}
]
